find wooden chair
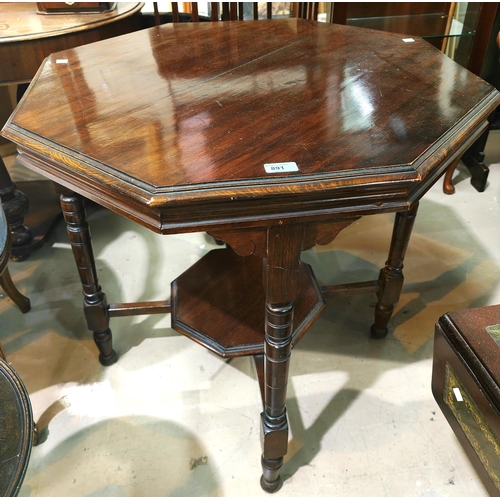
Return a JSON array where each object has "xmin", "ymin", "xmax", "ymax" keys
[
  {"xmin": 294, "ymin": 2, "xmax": 319, "ymax": 20},
  {"xmin": 153, "ymin": 2, "xmax": 263, "ymax": 24},
  {"xmin": 151, "ymin": 2, "xmax": 321, "ymax": 25}
]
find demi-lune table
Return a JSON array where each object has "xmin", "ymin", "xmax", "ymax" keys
[{"xmin": 3, "ymin": 18, "xmax": 500, "ymax": 492}]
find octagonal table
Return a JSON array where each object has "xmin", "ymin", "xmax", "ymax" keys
[{"xmin": 2, "ymin": 18, "xmax": 500, "ymax": 492}]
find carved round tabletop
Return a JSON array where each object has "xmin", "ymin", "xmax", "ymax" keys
[{"xmin": 0, "ymin": 358, "xmax": 33, "ymax": 496}]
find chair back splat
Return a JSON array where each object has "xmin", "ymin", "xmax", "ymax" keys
[{"xmin": 151, "ymin": 2, "xmax": 322, "ymax": 24}]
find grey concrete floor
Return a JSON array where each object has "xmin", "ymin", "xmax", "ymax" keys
[{"xmin": 3, "ymin": 131, "xmax": 500, "ymax": 496}]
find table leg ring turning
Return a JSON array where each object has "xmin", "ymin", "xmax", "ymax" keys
[
  {"xmin": 60, "ymin": 191, "xmax": 118, "ymax": 366},
  {"xmin": 259, "ymin": 300, "xmax": 295, "ymax": 492}
]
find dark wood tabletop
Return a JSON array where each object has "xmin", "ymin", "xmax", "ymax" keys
[
  {"xmin": 4, "ymin": 19, "xmax": 499, "ymax": 233},
  {"xmin": 2, "ymin": 18, "xmax": 500, "ymax": 493}
]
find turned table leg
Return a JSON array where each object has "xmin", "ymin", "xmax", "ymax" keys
[
  {"xmin": 261, "ymin": 301, "xmax": 293, "ymax": 492},
  {"xmin": 260, "ymin": 223, "xmax": 302, "ymax": 492},
  {"xmin": 60, "ymin": 191, "xmax": 117, "ymax": 366},
  {"xmin": 371, "ymin": 203, "xmax": 418, "ymax": 338}
]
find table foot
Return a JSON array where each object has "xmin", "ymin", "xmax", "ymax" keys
[
  {"xmin": 260, "ymin": 457, "xmax": 283, "ymax": 493},
  {"xmin": 373, "ymin": 204, "xmax": 418, "ymax": 336},
  {"xmin": 94, "ymin": 328, "xmax": 117, "ymax": 366},
  {"xmin": 97, "ymin": 344, "xmax": 118, "ymax": 366},
  {"xmin": 371, "ymin": 302, "xmax": 393, "ymax": 338},
  {"xmin": 370, "ymin": 323, "xmax": 388, "ymax": 339}
]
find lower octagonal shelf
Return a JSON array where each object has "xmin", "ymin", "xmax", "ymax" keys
[{"xmin": 171, "ymin": 247, "xmax": 325, "ymax": 358}]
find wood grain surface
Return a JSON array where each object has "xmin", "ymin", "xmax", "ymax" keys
[{"xmin": 3, "ymin": 19, "xmax": 499, "ymax": 232}]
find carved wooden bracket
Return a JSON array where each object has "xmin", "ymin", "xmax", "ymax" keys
[
  {"xmin": 301, "ymin": 217, "xmax": 360, "ymax": 251},
  {"xmin": 208, "ymin": 227, "xmax": 268, "ymax": 258},
  {"xmin": 209, "ymin": 216, "xmax": 360, "ymax": 258}
]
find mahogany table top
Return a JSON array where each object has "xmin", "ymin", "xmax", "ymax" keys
[{"xmin": 3, "ymin": 19, "xmax": 500, "ymax": 233}]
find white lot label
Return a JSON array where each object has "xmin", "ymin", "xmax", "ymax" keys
[
  {"xmin": 402, "ymin": 38, "xmax": 415, "ymax": 43},
  {"xmin": 453, "ymin": 387, "xmax": 463, "ymax": 402},
  {"xmin": 264, "ymin": 162, "xmax": 299, "ymax": 173},
  {"xmin": 56, "ymin": 59, "xmax": 69, "ymax": 64}
]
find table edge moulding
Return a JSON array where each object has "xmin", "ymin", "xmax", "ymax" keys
[
  {"xmin": 3, "ymin": 93, "xmax": 496, "ymax": 234},
  {"xmin": 2, "ymin": 18, "xmax": 500, "ymax": 493}
]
